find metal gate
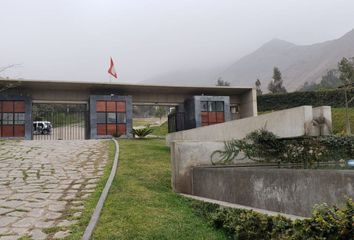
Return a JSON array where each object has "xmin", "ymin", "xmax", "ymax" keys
[{"xmin": 32, "ymin": 104, "xmax": 88, "ymax": 140}]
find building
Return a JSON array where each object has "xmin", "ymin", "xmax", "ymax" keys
[{"xmin": 0, "ymin": 79, "xmax": 257, "ymax": 140}]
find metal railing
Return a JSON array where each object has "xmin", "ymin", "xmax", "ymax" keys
[{"xmin": 32, "ymin": 110, "xmax": 89, "ymax": 140}]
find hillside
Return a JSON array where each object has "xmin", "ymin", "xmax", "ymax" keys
[
  {"xmin": 145, "ymin": 29, "xmax": 354, "ymax": 91},
  {"xmin": 221, "ymin": 29, "xmax": 354, "ymax": 91}
]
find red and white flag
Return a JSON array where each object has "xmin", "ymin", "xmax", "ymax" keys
[{"xmin": 108, "ymin": 57, "xmax": 118, "ymax": 79}]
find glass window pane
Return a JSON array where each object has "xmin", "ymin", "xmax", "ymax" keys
[
  {"xmin": 208, "ymin": 102, "xmax": 216, "ymax": 112},
  {"xmin": 14, "ymin": 113, "xmax": 25, "ymax": 125},
  {"xmin": 215, "ymin": 102, "xmax": 224, "ymax": 112},
  {"xmin": 107, "ymin": 112, "xmax": 116, "ymax": 123},
  {"xmin": 3, "ymin": 113, "xmax": 13, "ymax": 124},
  {"xmin": 200, "ymin": 101, "xmax": 208, "ymax": 112},
  {"xmin": 97, "ymin": 112, "xmax": 106, "ymax": 124},
  {"xmin": 117, "ymin": 113, "xmax": 126, "ymax": 123}
]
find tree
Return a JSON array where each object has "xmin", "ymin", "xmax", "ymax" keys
[
  {"xmin": 267, "ymin": 67, "xmax": 287, "ymax": 94},
  {"xmin": 216, "ymin": 77, "xmax": 230, "ymax": 86},
  {"xmin": 255, "ymin": 79, "xmax": 262, "ymax": 95},
  {"xmin": 154, "ymin": 106, "xmax": 167, "ymax": 124},
  {"xmin": 0, "ymin": 64, "xmax": 21, "ymax": 93},
  {"xmin": 338, "ymin": 57, "xmax": 354, "ymax": 135}
]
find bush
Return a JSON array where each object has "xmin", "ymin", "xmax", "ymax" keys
[
  {"xmin": 257, "ymin": 88, "xmax": 354, "ymax": 112},
  {"xmin": 193, "ymin": 199, "xmax": 354, "ymax": 240},
  {"xmin": 130, "ymin": 125, "xmax": 153, "ymax": 138},
  {"xmin": 211, "ymin": 129, "xmax": 354, "ymax": 167}
]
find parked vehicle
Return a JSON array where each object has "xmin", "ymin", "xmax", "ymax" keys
[{"xmin": 33, "ymin": 121, "xmax": 52, "ymax": 135}]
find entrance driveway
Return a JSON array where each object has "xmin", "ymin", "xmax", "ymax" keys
[{"xmin": 0, "ymin": 140, "xmax": 108, "ymax": 240}]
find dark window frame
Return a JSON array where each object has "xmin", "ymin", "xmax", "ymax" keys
[
  {"xmin": 200, "ymin": 101, "xmax": 225, "ymax": 126},
  {"xmin": 0, "ymin": 101, "xmax": 26, "ymax": 137},
  {"xmin": 96, "ymin": 100, "xmax": 127, "ymax": 136}
]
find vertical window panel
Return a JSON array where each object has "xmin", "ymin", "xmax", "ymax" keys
[
  {"xmin": 14, "ymin": 101, "xmax": 25, "ymax": 113},
  {"xmin": 117, "ymin": 113, "xmax": 126, "ymax": 123},
  {"xmin": 97, "ymin": 124, "xmax": 106, "ymax": 135},
  {"xmin": 14, "ymin": 125, "xmax": 25, "ymax": 137},
  {"xmin": 216, "ymin": 112, "xmax": 225, "ymax": 123},
  {"xmin": 208, "ymin": 112, "xmax": 217, "ymax": 123},
  {"xmin": 107, "ymin": 124, "xmax": 116, "ymax": 135},
  {"xmin": 96, "ymin": 101, "xmax": 106, "ymax": 112},
  {"xmin": 116, "ymin": 102, "xmax": 126, "ymax": 112},
  {"xmin": 117, "ymin": 124, "xmax": 126, "ymax": 135},
  {"xmin": 215, "ymin": 102, "xmax": 224, "ymax": 112},
  {"xmin": 106, "ymin": 101, "xmax": 116, "ymax": 112},
  {"xmin": 3, "ymin": 113, "xmax": 13, "ymax": 125},
  {"xmin": 2, "ymin": 101, "xmax": 13, "ymax": 112},
  {"xmin": 201, "ymin": 112, "xmax": 209, "ymax": 123},
  {"xmin": 97, "ymin": 113, "xmax": 106, "ymax": 124},
  {"xmin": 107, "ymin": 112, "xmax": 117, "ymax": 123},
  {"xmin": 14, "ymin": 113, "xmax": 25, "ymax": 125},
  {"xmin": 200, "ymin": 101, "xmax": 208, "ymax": 112},
  {"xmin": 2, "ymin": 126, "xmax": 14, "ymax": 137}
]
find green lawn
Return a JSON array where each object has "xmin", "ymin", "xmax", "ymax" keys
[
  {"xmin": 92, "ymin": 139, "xmax": 226, "ymax": 240},
  {"xmin": 331, "ymin": 108, "xmax": 354, "ymax": 134},
  {"xmin": 151, "ymin": 121, "xmax": 168, "ymax": 137}
]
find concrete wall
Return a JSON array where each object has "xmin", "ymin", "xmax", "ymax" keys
[
  {"xmin": 167, "ymin": 106, "xmax": 332, "ymax": 194},
  {"xmin": 167, "ymin": 106, "xmax": 320, "ymax": 143},
  {"xmin": 192, "ymin": 166, "xmax": 354, "ymax": 217},
  {"xmin": 240, "ymin": 88, "xmax": 257, "ymax": 118}
]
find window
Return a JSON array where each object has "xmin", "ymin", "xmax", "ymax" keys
[
  {"xmin": 215, "ymin": 102, "xmax": 224, "ymax": 112},
  {"xmin": 230, "ymin": 105, "xmax": 240, "ymax": 114},
  {"xmin": 2, "ymin": 113, "xmax": 13, "ymax": 125},
  {"xmin": 95, "ymin": 100, "xmax": 127, "ymax": 136},
  {"xmin": 107, "ymin": 112, "xmax": 116, "ymax": 123},
  {"xmin": 201, "ymin": 101, "xmax": 224, "ymax": 112},
  {"xmin": 208, "ymin": 102, "xmax": 216, "ymax": 112},
  {"xmin": 97, "ymin": 113, "xmax": 106, "ymax": 124},
  {"xmin": 200, "ymin": 100, "xmax": 225, "ymax": 126},
  {"xmin": 117, "ymin": 113, "xmax": 126, "ymax": 123},
  {"xmin": 14, "ymin": 113, "xmax": 25, "ymax": 125},
  {"xmin": 201, "ymin": 101, "xmax": 208, "ymax": 112},
  {"xmin": 0, "ymin": 100, "xmax": 26, "ymax": 137}
]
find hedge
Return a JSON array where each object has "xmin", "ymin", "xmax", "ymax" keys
[
  {"xmin": 257, "ymin": 88, "xmax": 354, "ymax": 112},
  {"xmin": 193, "ymin": 199, "xmax": 354, "ymax": 240}
]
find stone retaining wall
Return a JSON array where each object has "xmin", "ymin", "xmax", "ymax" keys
[{"xmin": 192, "ymin": 166, "xmax": 354, "ymax": 217}]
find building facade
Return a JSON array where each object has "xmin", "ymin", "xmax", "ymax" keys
[{"xmin": 0, "ymin": 79, "xmax": 257, "ymax": 140}]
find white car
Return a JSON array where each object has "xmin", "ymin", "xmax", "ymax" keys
[{"xmin": 33, "ymin": 121, "xmax": 52, "ymax": 135}]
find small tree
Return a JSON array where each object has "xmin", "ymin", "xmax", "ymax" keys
[
  {"xmin": 0, "ymin": 64, "xmax": 21, "ymax": 93},
  {"xmin": 255, "ymin": 79, "xmax": 262, "ymax": 95},
  {"xmin": 216, "ymin": 77, "xmax": 230, "ymax": 86},
  {"xmin": 268, "ymin": 67, "xmax": 287, "ymax": 94},
  {"xmin": 154, "ymin": 106, "xmax": 167, "ymax": 123},
  {"xmin": 338, "ymin": 57, "xmax": 354, "ymax": 135}
]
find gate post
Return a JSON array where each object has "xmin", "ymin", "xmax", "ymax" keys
[{"xmin": 89, "ymin": 95, "xmax": 132, "ymax": 139}]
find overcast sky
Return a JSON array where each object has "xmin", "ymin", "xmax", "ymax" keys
[{"xmin": 1, "ymin": 0, "xmax": 354, "ymax": 83}]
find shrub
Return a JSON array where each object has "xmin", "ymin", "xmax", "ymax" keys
[
  {"xmin": 211, "ymin": 129, "xmax": 354, "ymax": 167},
  {"xmin": 257, "ymin": 88, "xmax": 354, "ymax": 112},
  {"xmin": 192, "ymin": 198, "xmax": 354, "ymax": 240},
  {"xmin": 130, "ymin": 125, "xmax": 153, "ymax": 138}
]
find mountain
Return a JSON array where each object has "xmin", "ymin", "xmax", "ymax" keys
[
  {"xmin": 143, "ymin": 66, "xmax": 224, "ymax": 86},
  {"xmin": 145, "ymin": 29, "xmax": 354, "ymax": 91},
  {"xmin": 220, "ymin": 29, "xmax": 354, "ymax": 91}
]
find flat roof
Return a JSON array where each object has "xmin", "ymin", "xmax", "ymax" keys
[{"xmin": 0, "ymin": 79, "xmax": 253, "ymax": 95}]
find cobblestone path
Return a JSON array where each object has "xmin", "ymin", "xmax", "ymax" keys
[{"xmin": 0, "ymin": 140, "xmax": 108, "ymax": 240}]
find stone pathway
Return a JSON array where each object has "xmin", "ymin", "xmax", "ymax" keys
[{"xmin": 0, "ymin": 140, "xmax": 108, "ymax": 240}]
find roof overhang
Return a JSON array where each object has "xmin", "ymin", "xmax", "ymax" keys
[{"xmin": 0, "ymin": 79, "xmax": 253, "ymax": 95}]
